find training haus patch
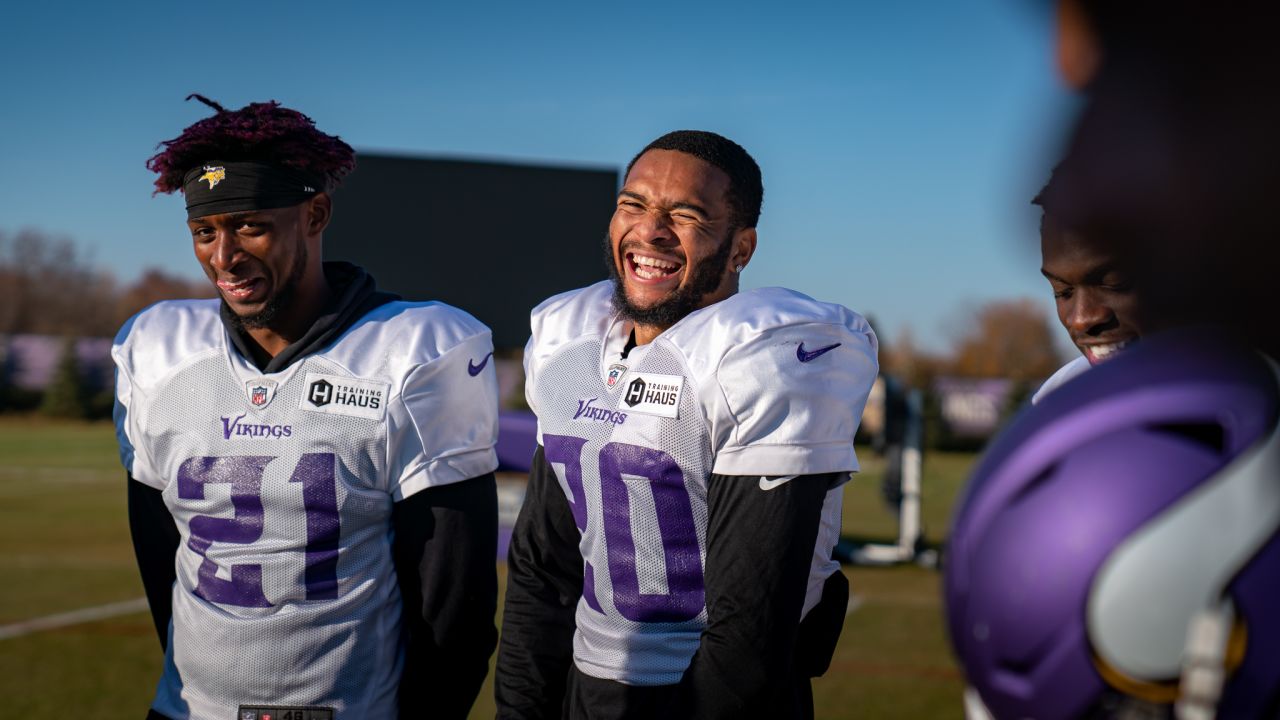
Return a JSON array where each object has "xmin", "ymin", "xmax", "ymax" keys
[
  {"xmin": 299, "ymin": 372, "xmax": 390, "ymax": 421},
  {"xmin": 621, "ymin": 372, "xmax": 683, "ymax": 419}
]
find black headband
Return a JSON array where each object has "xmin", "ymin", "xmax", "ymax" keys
[{"xmin": 182, "ymin": 161, "xmax": 325, "ymax": 219}]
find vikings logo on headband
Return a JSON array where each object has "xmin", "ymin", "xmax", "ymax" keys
[
  {"xmin": 182, "ymin": 160, "xmax": 324, "ymax": 219},
  {"xmin": 198, "ymin": 166, "xmax": 226, "ymax": 190}
]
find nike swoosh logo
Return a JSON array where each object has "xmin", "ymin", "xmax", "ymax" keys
[
  {"xmin": 797, "ymin": 342, "xmax": 841, "ymax": 363},
  {"xmin": 759, "ymin": 475, "xmax": 798, "ymax": 491},
  {"xmin": 467, "ymin": 352, "xmax": 494, "ymax": 377}
]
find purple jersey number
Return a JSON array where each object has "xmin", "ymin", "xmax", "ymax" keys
[
  {"xmin": 544, "ymin": 435, "xmax": 705, "ymax": 623},
  {"xmin": 289, "ymin": 453, "xmax": 340, "ymax": 600},
  {"xmin": 543, "ymin": 434, "xmax": 604, "ymax": 613},
  {"xmin": 178, "ymin": 453, "xmax": 341, "ymax": 607}
]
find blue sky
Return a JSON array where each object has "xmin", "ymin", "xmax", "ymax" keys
[{"xmin": 0, "ymin": 0, "xmax": 1075, "ymax": 351}]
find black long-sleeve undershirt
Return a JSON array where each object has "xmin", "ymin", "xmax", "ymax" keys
[
  {"xmin": 495, "ymin": 447, "xmax": 584, "ymax": 719},
  {"xmin": 674, "ymin": 471, "xmax": 844, "ymax": 720},
  {"xmin": 127, "ymin": 472, "xmax": 498, "ymax": 719},
  {"xmin": 496, "ymin": 445, "xmax": 848, "ymax": 720},
  {"xmin": 127, "ymin": 477, "xmax": 180, "ymax": 650},
  {"xmin": 392, "ymin": 473, "xmax": 499, "ymax": 719}
]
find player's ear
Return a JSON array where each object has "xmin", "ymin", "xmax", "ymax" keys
[
  {"xmin": 730, "ymin": 226, "xmax": 757, "ymax": 273},
  {"xmin": 305, "ymin": 192, "xmax": 333, "ymax": 236},
  {"xmin": 1056, "ymin": 0, "xmax": 1101, "ymax": 89}
]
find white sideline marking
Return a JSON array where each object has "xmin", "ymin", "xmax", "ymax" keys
[
  {"xmin": 0, "ymin": 597, "xmax": 149, "ymax": 641},
  {"xmin": 847, "ymin": 593, "xmax": 864, "ymax": 615}
]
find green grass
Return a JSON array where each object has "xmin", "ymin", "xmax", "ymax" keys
[
  {"xmin": 0, "ymin": 417, "xmax": 158, "ymax": 714},
  {"xmin": 0, "ymin": 418, "xmax": 976, "ymax": 718}
]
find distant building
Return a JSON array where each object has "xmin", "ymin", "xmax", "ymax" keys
[
  {"xmin": 932, "ymin": 376, "xmax": 1015, "ymax": 443},
  {"xmin": 0, "ymin": 335, "xmax": 112, "ymax": 392},
  {"xmin": 5, "ymin": 155, "xmax": 618, "ymax": 408}
]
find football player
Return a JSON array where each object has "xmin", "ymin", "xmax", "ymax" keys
[
  {"xmin": 1043, "ymin": 0, "xmax": 1280, "ymax": 363},
  {"xmin": 1030, "ymin": 183, "xmax": 1149, "ymax": 404},
  {"xmin": 115, "ymin": 96, "xmax": 500, "ymax": 719},
  {"xmin": 495, "ymin": 131, "xmax": 878, "ymax": 719}
]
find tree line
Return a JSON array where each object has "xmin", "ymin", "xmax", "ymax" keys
[
  {"xmin": 0, "ymin": 229, "xmax": 212, "ymax": 338},
  {"xmin": 0, "ymin": 230, "xmax": 212, "ymax": 418},
  {"xmin": 2, "ymin": 230, "xmax": 1067, "ymax": 424},
  {"xmin": 877, "ymin": 298, "xmax": 1065, "ymax": 388}
]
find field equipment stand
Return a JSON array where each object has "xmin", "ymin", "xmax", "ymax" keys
[{"xmin": 842, "ymin": 380, "xmax": 938, "ymax": 568}]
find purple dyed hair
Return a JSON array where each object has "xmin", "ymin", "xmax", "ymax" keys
[{"xmin": 146, "ymin": 94, "xmax": 356, "ymax": 195}]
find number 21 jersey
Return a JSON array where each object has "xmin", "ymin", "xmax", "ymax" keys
[{"xmin": 113, "ymin": 298, "xmax": 499, "ymax": 718}]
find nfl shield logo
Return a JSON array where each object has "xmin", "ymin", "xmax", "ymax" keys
[
  {"xmin": 244, "ymin": 378, "xmax": 278, "ymax": 409},
  {"xmin": 605, "ymin": 363, "xmax": 628, "ymax": 390},
  {"xmin": 241, "ymin": 711, "xmax": 258, "ymax": 720}
]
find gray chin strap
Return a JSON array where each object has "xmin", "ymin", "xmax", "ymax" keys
[{"xmin": 1089, "ymin": 357, "xmax": 1280, "ymax": 714}]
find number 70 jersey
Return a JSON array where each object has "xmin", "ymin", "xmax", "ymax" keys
[
  {"xmin": 523, "ymin": 282, "xmax": 878, "ymax": 685},
  {"xmin": 112, "ymin": 299, "xmax": 499, "ymax": 718}
]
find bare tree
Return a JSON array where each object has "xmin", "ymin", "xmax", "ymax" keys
[
  {"xmin": 0, "ymin": 229, "xmax": 118, "ymax": 336},
  {"xmin": 114, "ymin": 268, "xmax": 215, "ymax": 329},
  {"xmin": 0, "ymin": 230, "xmax": 211, "ymax": 337},
  {"xmin": 880, "ymin": 325, "xmax": 947, "ymax": 390}
]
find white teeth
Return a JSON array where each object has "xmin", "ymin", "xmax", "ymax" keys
[
  {"xmin": 632, "ymin": 254, "xmax": 678, "ymax": 270},
  {"xmin": 630, "ymin": 253, "xmax": 680, "ymax": 280},
  {"xmin": 219, "ymin": 279, "xmax": 257, "ymax": 298},
  {"xmin": 1089, "ymin": 339, "xmax": 1134, "ymax": 361}
]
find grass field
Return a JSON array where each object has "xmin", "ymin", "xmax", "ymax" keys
[{"xmin": 0, "ymin": 417, "xmax": 975, "ymax": 718}]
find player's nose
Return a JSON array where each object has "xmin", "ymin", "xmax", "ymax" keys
[
  {"xmin": 629, "ymin": 211, "xmax": 679, "ymax": 247},
  {"xmin": 207, "ymin": 231, "xmax": 244, "ymax": 272},
  {"xmin": 1067, "ymin": 289, "xmax": 1113, "ymax": 335}
]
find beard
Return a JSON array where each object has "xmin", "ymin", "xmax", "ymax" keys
[
  {"xmin": 223, "ymin": 243, "xmax": 308, "ymax": 331},
  {"xmin": 604, "ymin": 229, "xmax": 735, "ymax": 330}
]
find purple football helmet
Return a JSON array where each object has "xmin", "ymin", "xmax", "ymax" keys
[{"xmin": 945, "ymin": 328, "xmax": 1280, "ymax": 719}]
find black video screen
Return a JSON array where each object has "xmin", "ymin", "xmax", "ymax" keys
[{"xmin": 327, "ymin": 153, "xmax": 618, "ymax": 349}]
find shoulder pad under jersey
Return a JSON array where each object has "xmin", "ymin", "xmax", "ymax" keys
[
  {"xmin": 660, "ymin": 287, "xmax": 880, "ymax": 476},
  {"xmin": 524, "ymin": 281, "xmax": 615, "ymax": 413}
]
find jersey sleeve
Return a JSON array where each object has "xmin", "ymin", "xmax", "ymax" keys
[
  {"xmin": 112, "ymin": 340, "xmax": 152, "ymax": 486},
  {"xmin": 523, "ymin": 281, "xmax": 614, "ymax": 429},
  {"xmin": 522, "ymin": 332, "xmax": 540, "ymax": 419},
  {"xmin": 707, "ymin": 320, "xmax": 878, "ymax": 477},
  {"xmin": 390, "ymin": 330, "xmax": 500, "ymax": 500},
  {"xmin": 112, "ymin": 300, "xmax": 226, "ymax": 491},
  {"xmin": 1031, "ymin": 356, "xmax": 1092, "ymax": 405},
  {"xmin": 110, "ymin": 310, "xmax": 169, "ymax": 491}
]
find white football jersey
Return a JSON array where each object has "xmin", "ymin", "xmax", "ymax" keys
[
  {"xmin": 113, "ymin": 299, "xmax": 499, "ymax": 719},
  {"xmin": 1032, "ymin": 356, "xmax": 1092, "ymax": 405},
  {"xmin": 524, "ymin": 281, "xmax": 878, "ymax": 685}
]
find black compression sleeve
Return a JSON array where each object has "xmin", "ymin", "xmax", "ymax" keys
[
  {"xmin": 127, "ymin": 474, "xmax": 181, "ymax": 651},
  {"xmin": 675, "ymin": 472, "xmax": 842, "ymax": 720},
  {"xmin": 393, "ymin": 473, "xmax": 499, "ymax": 720},
  {"xmin": 495, "ymin": 445, "xmax": 584, "ymax": 719}
]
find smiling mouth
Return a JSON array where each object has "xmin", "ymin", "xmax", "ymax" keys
[
  {"xmin": 1081, "ymin": 338, "xmax": 1136, "ymax": 364},
  {"xmin": 626, "ymin": 251, "xmax": 683, "ymax": 282},
  {"xmin": 217, "ymin": 277, "xmax": 264, "ymax": 301}
]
